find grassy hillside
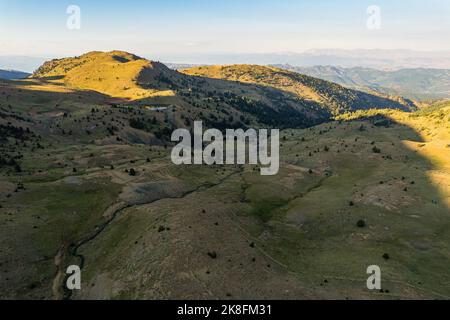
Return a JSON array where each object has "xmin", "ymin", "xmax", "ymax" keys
[
  {"xmin": 1, "ymin": 51, "xmax": 449, "ymax": 300},
  {"xmin": 1, "ymin": 92, "xmax": 449, "ymax": 299},
  {"xmin": 182, "ymin": 64, "xmax": 417, "ymax": 114},
  {"xmin": 30, "ymin": 51, "xmax": 416, "ymax": 131},
  {"xmin": 29, "ymin": 51, "xmax": 331, "ymax": 129},
  {"xmin": 32, "ymin": 51, "xmax": 178, "ymax": 100}
]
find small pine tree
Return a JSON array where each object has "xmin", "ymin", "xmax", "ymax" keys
[
  {"xmin": 14, "ymin": 163, "xmax": 22, "ymax": 173},
  {"xmin": 356, "ymin": 220, "xmax": 366, "ymax": 228}
]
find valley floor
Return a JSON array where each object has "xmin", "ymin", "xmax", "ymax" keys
[{"xmin": 1, "ymin": 108, "xmax": 450, "ymax": 300}]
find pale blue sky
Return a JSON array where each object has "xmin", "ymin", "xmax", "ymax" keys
[{"xmin": 1, "ymin": 0, "xmax": 449, "ymax": 58}]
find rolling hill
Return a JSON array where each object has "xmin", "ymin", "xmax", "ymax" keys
[
  {"xmin": 30, "ymin": 51, "xmax": 416, "ymax": 131},
  {"xmin": 181, "ymin": 64, "xmax": 417, "ymax": 114},
  {"xmin": 1, "ymin": 83, "xmax": 449, "ymax": 299},
  {"xmin": 32, "ymin": 51, "xmax": 180, "ymax": 100},
  {"xmin": 1, "ymin": 50, "xmax": 450, "ymax": 300}
]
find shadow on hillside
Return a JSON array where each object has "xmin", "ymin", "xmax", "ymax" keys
[
  {"xmin": 176, "ymin": 70, "xmax": 415, "ymax": 111},
  {"xmin": 0, "ymin": 79, "xmax": 124, "ymax": 107},
  {"xmin": 1, "ymin": 73, "xmax": 332, "ymax": 129},
  {"xmin": 32, "ymin": 75, "xmax": 66, "ymax": 81},
  {"xmin": 3, "ymin": 67, "xmax": 411, "ymax": 132},
  {"xmin": 137, "ymin": 73, "xmax": 333, "ymax": 129},
  {"xmin": 273, "ymin": 112, "xmax": 450, "ymax": 298},
  {"xmin": 1, "ymin": 78, "xmax": 450, "ymax": 299}
]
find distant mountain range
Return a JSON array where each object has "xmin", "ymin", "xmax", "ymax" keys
[
  {"xmin": 164, "ymin": 63, "xmax": 205, "ymax": 70},
  {"xmin": 3, "ymin": 49, "xmax": 450, "ymax": 73},
  {"xmin": 0, "ymin": 69, "xmax": 30, "ymax": 80},
  {"xmin": 158, "ymin": 49, "xmax": 450, "ymax": 70},
  {"xmin": 272, "ymin": 65, "xmax": 450, "ymax": 100},
  {"xmin": 0, "ymin": 56, "xmax": 46, "ymax": 73},
  {"xmin": 295, "ymin": 49, "xmax": 450, "ymax": 70}
]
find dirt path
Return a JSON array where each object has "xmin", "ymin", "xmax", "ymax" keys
[
  {"xmin": 52, "ymin": 244, "xmax": 67, "ymax": 300},
  {"xmin": 53, "ymin": 168, "xmax": 242, "ymax": 300}
]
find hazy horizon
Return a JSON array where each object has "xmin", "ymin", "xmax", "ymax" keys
[
  {"xmin": 1, "ymin": 0, "xmax": 450, "ymax": 56},
  {"xmin": 2, "ymin": 48, "xmax": 450, "ymax": 73},
  {"xmin": 2, "ymin": 0, "xmax": 450, "ymax": 71}
]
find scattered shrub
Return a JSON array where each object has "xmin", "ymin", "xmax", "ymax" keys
[{"xmin": 356, "ymin": 220, "xmax": 366, "ymax": 228}]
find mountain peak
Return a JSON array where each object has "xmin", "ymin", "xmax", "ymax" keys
[
  {"xmin": 83, "ymin": 50, "xmax": 143, "ymax": 62},
  {"xmin": 31, "ymin": 51, "xmax": 176, "ymax": 99}
]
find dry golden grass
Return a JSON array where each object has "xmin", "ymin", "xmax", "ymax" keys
[
  {"xmin": 337, "ymin": 105, "xmax": 450, "ymax": 207},
  {"xmin": 32, "ymin": 51, "xmax": 176, "ymax": 100},
  {"xmin": 182, "ymin": 64, "xmax": 325, "ymax": 103},
  {"xmin": 181, "ymin": 64, "xmax": 416, "ymax": 114}
]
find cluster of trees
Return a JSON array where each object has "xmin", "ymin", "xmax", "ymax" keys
[
  {"xmin": 0, "ymin": 123, "xmax": 40, "ymax": 173},
  {"xmin": 0, "ymin": 156, "xmax": 22, "ymax": 172},
  {"xmin": 0, "ymin": 123, "xmax": 33, "ymax": 143}
]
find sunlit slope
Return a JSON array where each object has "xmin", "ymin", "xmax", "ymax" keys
[
  {"xmin": 32, "ymin": 51, "xmax": 177, "ymax": 99},
  {"xmin": 182, "ymin": 65, "xmax": 416, "ymax": 114},
  {"xmin": 337, "ymin": 103, "xmax": 450, "ymax": 207},
  {"xmin": 28, "ymin": 51, "xmax": 416, "ymax": 129},
  {"xmin": 399, "ymin": 103, "xmax": 450, "ymax": 207},
  {"xmin": 28, "ymin": 51, "xmax": 332, "ymax": 128}
]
